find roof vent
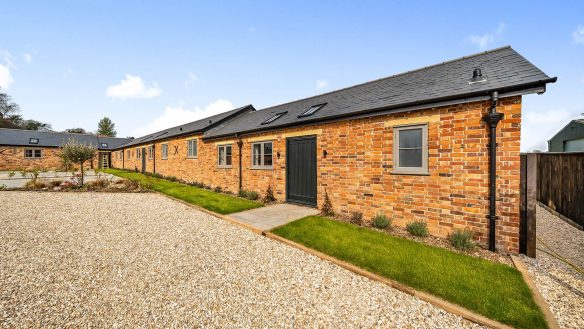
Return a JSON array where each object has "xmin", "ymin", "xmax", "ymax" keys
[
  {"xmin": 469, "ymin": 68, "xmax": 487, "ymax": 84},
  {"xmin": 209, "ymin": 120, "xmax": 212, "ymax": 124},
  {"xmin": 179, "ymin": 127, "xmax": 183, "ymax": 131}
]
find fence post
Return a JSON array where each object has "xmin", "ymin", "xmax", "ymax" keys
[{"xmin": 526, "ymin": 153, "xmax": 538, "ymax": 257}]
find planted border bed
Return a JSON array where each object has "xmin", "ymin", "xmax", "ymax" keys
[
  {"xmin": 272, "ymin": 216, "xmax": 548, "ymax": 329},
  {"xmin": 103, "ymin": 169, "xmax": 263, "ymax": 214}
]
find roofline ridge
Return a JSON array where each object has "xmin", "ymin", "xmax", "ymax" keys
[{"xmin": 257, "ymin": 46, "xmax": 514, "ymax": 112}]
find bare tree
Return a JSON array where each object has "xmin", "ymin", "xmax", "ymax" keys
[{"xmin": 0, "ymin": 89, "xmax": 20, "ymax": 119}]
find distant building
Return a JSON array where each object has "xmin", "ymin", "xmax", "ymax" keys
[{"xmin": 548, "ymin": 119, "xmax": 584, "ymax": 152}]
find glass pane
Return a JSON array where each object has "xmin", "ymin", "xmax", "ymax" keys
[
  {"xmin": 399, "ymin": 149, "xmax": 422, "ymax": 167},
  {"xmin": 226, "ymin": 145, "xmax": 232, "ymax": 156},
  {"xmin": 399, "ymin": 128, "xmax": 422, "ymax": 148},
  {"xmin": 226, "ymin": 154, "xmax": 232, "ymax": 166},
  {"xmin": 193, "ymin": 141, "xmax": 197, "ymax": 156},
  {"xmin": 264, "ymin": 154, "xmax": 272, "ymax": 166},
  {"xmin": 35, "ymin": 150, "xmax": 41, "ymax": 157},
  {"xmin": 219, "ymin": 147, "xmax": 225, "ymax": 165},
  {"xmin": 253, "ymin": 144, "xmax": 261, "ymax": 166},
  {"xmin": 263, "ymin": 142, "xmax": 272, "ymax": 156},
  {"xmin": 25, "ymin": 150, "xmax": 32, "ymax": 157}
]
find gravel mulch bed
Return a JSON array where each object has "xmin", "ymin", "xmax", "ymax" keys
[
  {"xmin": 0, "ymin": 191, "xmax": 481, "ymax": 328},
  {"xmin": 520, "ymin": 205, "xmax": 584, "ymax": 329}
]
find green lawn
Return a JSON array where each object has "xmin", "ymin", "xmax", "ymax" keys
[
  {"xmin": 272, "ymin": 216, "xmax": 547, "ymax": 329},
  {"xmin": 103, "ymin": 168, "xmax": 263, "ymax": 214}
]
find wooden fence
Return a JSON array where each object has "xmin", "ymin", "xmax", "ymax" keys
[
  {"xmin": 536, "ymin": 152, "xmax": 584, "ymax": 229},
  {"xmin": 519, "ymin": 152, "xmax": 584, "ymax": 257}
]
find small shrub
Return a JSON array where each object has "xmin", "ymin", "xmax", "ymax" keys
[
  {"xmin": 263, "ymin": 185, "xmax": 276, "ymax": 203},
  {"xmin": 0, "ymin": 184, "xmax": 6, "ymax": 190},
  {"xmin": 321, "ymin": 190, "xmax": 334, "ymax": 217},
  {"xmin": 450, "ymin": 229, "xmax": 475, "ymax": 251},
  {"xmin": 8, "ymin": 171, "xmax": 16, "ymax": 179},
  {"xmin": 407, "ymin": 221, "xmax": 428, "ymax": 237},
  {"xmin": 239, "ymin": 189, "xmax": 259, "ymax": 200},
  {"xmin": 25, "ymin": 180, "xmax": 48, "ymax": 189},
  {"xmin": 123, "ymin": 179, "xmax": 140, "ymax": 190},
  {"xmin": 349, "ymin": 211, "xmax": 363, "ymax": 226},
  {"xmin": 213, "ymin": 186, "xmax": 222, "ymax": 193},
  {"xmin": 140, "ymin": 181, "xmax": 154, "ymax": 190},
  {"xmin": 91, "ymin": 178, "xmax": 109, "ymax": 189},
  {"xmin": 372, "ymin": 213, "xmax": 391, "ymax": 229},
  {"xmin": 167, "ymin": 176, "xmax": 178, "ymax": 182},
  {"xmin": 49, "ymin": 180, "xmax": 64, "ymax": 187}
]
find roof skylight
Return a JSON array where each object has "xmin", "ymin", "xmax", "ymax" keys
[
  {"xmin": 298, "ymin": 103, "xmax": 326, "ymax": 118},
  {"xmin": 29, "ymin": 138, "xmax": 39, "ymax": 144},
  {"xmin": 261, "ymin": 111, "xmax": 287, "ymax": 125},
  {"xmin": 100, "ymin": 143, "xmax": 108, "ymax": 148}
]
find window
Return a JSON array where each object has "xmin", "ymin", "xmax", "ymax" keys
[
  {"xmin": 126, "ymin": 150, "xmax": 131, "ymax": 158},
  {"xmin": 148, "ymin": 146, "xmax": 153, "ymax": 160},
  {"xmin": 252, "ymin": 141, "xmax": 273, "ymax": 169},
  {"xmin": 100, "ymin": 143, "xmax": 108, "ymax": 148},
  {"xmin": 261, "ymin": 111, "xmax": 287, "ymax": 125},
  {"xmin": 393, "ymin": 124, "xmax": 428, "ymax": 175},
  {"xmin": 298, "ymin": 103, "xmax": 326, "ymax": 118},
  {"xmin": 217, "ymin": 144, "xmax": 232, "ymax": 167},
  {"xmin": 29, "ymin": 138, "xmax": 39, "ymax": 144},
  {"xmin": 136, "ymin": 148, "xmax": 141, "ymax": 159},
  {"xmin": 24, "ymin": 149, "xmax": 42, "ymax": 159},
  {"xmin": 161, "ymin": 144, "xmax": 168, "ymax": 159},
  {"xmin": 187, "ymin": 139, "xmax": 198, "ymax": 158}
]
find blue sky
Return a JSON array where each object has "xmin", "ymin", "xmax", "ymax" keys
[{"xmin": 1, "ymin": 0, "xmax": 583, "ymax": 150}]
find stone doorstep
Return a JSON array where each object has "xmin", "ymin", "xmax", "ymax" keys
[{"xmin": 154, "ymin": 191, "xmax": 521, "ymax": 329}]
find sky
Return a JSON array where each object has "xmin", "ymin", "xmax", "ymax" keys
[{"xmin": 1, "ymin": 0, "xmax": 583, "ymax": 151}]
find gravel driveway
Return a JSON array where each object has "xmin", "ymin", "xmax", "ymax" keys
[
  {"xmin": 0, "ymin": 191, "xmax": 480, "ymax": 328},
  {"xmin": 521, "ymin": 205, "xmax": 584, "ymax": 329}
]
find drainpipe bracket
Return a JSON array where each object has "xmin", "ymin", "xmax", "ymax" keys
[{"xmin": 483, "ymin": 112, "xmax": 504, "ymax": 128}]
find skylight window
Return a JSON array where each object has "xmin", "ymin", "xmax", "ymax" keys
[
  {"xmin": 261, "ymin": 111, "xmax": 287, "ymax": 125},
  {"xmin": 29, "ymin": 138, "xmax": 39, "ymax": 144},
  {"xmin": 100, "ymin": 143, "xmax": 108, "ymax": 148},
  {"xmin": 298, "ymin": 103, "xmax": 326, "ymax": 118}
]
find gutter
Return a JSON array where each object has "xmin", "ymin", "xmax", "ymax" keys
[
  {"xmin": 484, "ymin": 91, "xmax": 504, "ymax": 251},
  {"xmin": 203, "ymin": 78, "xmax": 557, "ymax": 141}
]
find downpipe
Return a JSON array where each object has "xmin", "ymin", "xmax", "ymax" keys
[
  {"xmin": 484, "ymin": 91, "xmax": 504, "ymax": 251},
  {"xmin": 237, "ymin": 136, "xmax": 243, "ymax": 191}
]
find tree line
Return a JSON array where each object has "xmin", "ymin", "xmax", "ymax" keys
[{"xmin": 0, "ymin": 88, "xmax": 118, "ymax": 137}]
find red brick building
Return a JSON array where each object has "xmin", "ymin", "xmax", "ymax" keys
[
  {"xmin": 19, "ymin": 47, "xmax": 558, "ymax": 253},
  {"xmin": 0, "ymin": 128, "xmax": 130, "ymax": 171}
]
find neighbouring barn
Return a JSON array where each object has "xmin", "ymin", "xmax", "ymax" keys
[
  {"xmin": 548, "ymin": 119, "xmax": 584, "ymax": 152},
  {"xmin": 0, "ymin": 128, "xmax": 131, "ymax": 171}
]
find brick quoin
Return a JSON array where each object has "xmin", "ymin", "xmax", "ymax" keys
[{"xmin": 111, "ymin": 96, "xmax": 522, "ymax": 253}]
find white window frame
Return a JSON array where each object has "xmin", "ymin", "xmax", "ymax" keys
[
  {"xmin": 187, "ymin": 139, "xmax": 198, "ymax": 159},
  {"xmin": 392, "ymin": 123, "xmax": 429, "ymax": 175},
  {"xmin": 161, "ymin": 144, "xmax": 169, "ymax": 160},
  {"xmin": 136, "ymin": 147, "xmax": 141, "ymax": 159},
  {"xmin": 148, "ymin": 146, "xmax": 153, "ymax": 160},
  {"xmin": 217, "ymin": 144, "xmax": 232, "ymax": 168},
  {"xmin": 24, "ymin": 148, "xmax": 42, "ymax": 159},
  {"xmin": 251, "ymin": 141, "xmax": 274, "ymax": 169}
]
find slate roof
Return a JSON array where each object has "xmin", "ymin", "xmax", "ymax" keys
[
  {"xmin": 0, "ymin": 128, "xmax": 131, "ymax": 150},
  {"xmin": 204, "ymin": 46, "xmax": 556, "ymax": 139},
  {"xmin": 117, "ymin": 105, "xmax": 254, "ymax": 148}
]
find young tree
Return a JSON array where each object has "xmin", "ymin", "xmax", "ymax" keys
[
  {"xmin": 21, "ymin": 119, "xmax": 52, "ymax": 131},
  {"xmin": 59, "ymin": 139, "xmax": 97, "ymax": 186},
  {"xmin": 97, "ymin": 117, "xmax": 116, "ymax": 137}
]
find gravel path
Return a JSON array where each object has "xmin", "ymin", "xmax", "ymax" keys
[
  {"xmin": 0, "ymin": 191, "xmax": 480, "ymax": 328},
  {"xmin": 520, "ymin": 205, "xmax": 584, "ymax": 329}
]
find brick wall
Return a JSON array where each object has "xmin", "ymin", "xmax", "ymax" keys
[
  {"xmin": 0, "ymin": 146, "xmax": 99, "ymax": 171},
  {"xmin": 112, "ymin": 96, "xmax": 522, "ymax": 252}
]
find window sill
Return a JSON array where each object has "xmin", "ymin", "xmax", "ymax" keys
[
  {"xmin": 217, "ymin": 166, "xmax": 233, "ymax": 169},
  {"xmin": 251, "ymin": 166, "xmax": 274, "ymax": 170},
  {"xmin": 390, "ymin": 171, "xmax": 430, "ymax": 176},
  {"xmin": 24, "ymin": 158, "xmax": 42, "ymax": 160},
  {"xmin": 161, "ymin": 158, "xmax": 168, "ymax": 160},
  {"xmin": 187, "ymin": 156, "xmax": 198, "ymax": 159}
]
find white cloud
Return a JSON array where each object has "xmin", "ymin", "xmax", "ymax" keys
[
  {"xmin": 106, "ymin": 74, "xmax": 161, "ymax": 99},
  {"xmin": 521, "ymin": 108, "xmax": 582, "ymax": 151},
  {"xmin": 23, "ymin": 53, "xmax": 32, "ymax": 63},
  {"xmin": 184, "ymin": 72, "xmax": 198, "ymax": 87},
  {"xmin": 573, "ymin": 25, "xmax": 584, "ymax": 44},
  {"xmin": 467, "ymin": 23, "xmax": 506, "ymax": 50},
  {"xmin": 0, "ymin": 50, "xmax": 14, "ymax": 88},
  {"xmin": 132, "ymin": 99, "xmax": 234, "ymax": 136},
  {"xmin": 316, "ymin": 80, "xmax": 328, "ymax": 90}
]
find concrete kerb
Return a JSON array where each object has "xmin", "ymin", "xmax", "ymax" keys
[{"xmin": 154, "ymin": 191, "xmax": 521, "ymax": 329}]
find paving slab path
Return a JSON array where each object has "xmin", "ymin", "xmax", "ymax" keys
[
  {"xmin": 0, "ymin": 191, "xmax": 480, "ymax": 328},
  {"xmin": 228, "ymin": 203, "xmax": 320, "ymax": 231}
]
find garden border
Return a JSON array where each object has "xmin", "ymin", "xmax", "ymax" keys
[{"xmin": 510, "ymin": 255, "xmax": 560, "ymax": 329}]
